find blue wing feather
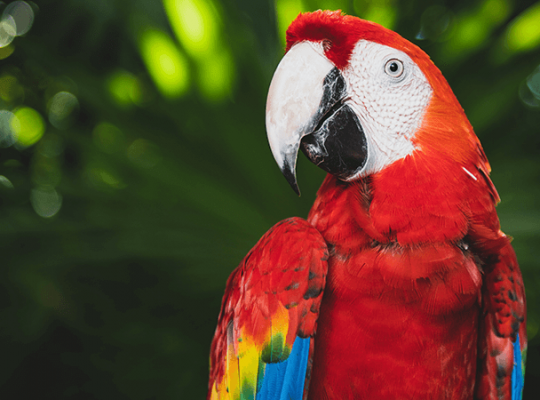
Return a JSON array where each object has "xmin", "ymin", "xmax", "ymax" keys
[
  {"xmin": 258, "ymin": 337, "xmax": 310, "ymax": 400},
  {"xmin": 511, "ymin": 333, "xmax": 524, "ymax": 400}
]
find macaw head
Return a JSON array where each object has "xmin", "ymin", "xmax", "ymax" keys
[{"xmin": 266, "ymin": 10, "xmax": 481, "ymax": 195}]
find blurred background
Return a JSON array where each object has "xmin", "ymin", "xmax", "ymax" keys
[{"xmin": 0, "ymin": 0, "xmax": 538, "ymax": 398}]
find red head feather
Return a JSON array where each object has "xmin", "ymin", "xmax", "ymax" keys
[
  {"xmin": 286, "ymin": 11, "xmax": 490, "ymax": 170},
  {"xmin": 286, "ymin": 10, "xmax": 411, "ymax": 70}
]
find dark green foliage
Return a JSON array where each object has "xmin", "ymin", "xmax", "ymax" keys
[{"xmin": 0, "ymin": 1, "xmax": 539, "ymax": 399}]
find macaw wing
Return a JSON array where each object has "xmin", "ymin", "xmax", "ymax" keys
[
  {"xmin": 208, "ymin": 217, "xmax": 328, "ymax": 400},
  {"xmin": 467, "ymin": 158, "xmax": 527, "ymax": 400},
  {"xmin": 475, "ymin": 240, "xmax": 527, "ymax": 400}
]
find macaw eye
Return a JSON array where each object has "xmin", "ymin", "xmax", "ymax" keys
[{"xmin": 384, "ymin": 59, "xmax": 404, "ymax": 77}]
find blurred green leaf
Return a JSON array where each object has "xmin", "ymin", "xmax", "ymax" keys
[{"xmin": 0, "ymin": 1, "xmax": 539, "ymax": 399}]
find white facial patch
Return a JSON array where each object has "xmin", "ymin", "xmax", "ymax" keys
[{"xmin": 342, "ymin": 40, "xmax": 432, "ymax": 179}]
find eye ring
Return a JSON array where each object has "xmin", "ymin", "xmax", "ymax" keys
[{"xmin": 384, "ymin": 59, "xmax": 404, "ymax": 78}]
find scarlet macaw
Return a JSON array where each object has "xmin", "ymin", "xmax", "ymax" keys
[{"xmin": 208, "ymin": 11, "xmax": 526, "ymax": 400}]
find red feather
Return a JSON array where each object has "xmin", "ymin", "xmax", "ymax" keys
[
  {"xmin": 209, "ymin": 10, "xmax": 526, "ymax": 400},
  {"xmin": 208, "ymin": 218, "xmax": 328, "ymax": 398}
]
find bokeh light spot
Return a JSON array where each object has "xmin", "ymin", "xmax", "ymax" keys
[
  {"xmin": 3, "ymin": 159, "xmax": 22, "ymax": 167},
  {"xmin": 505, "ymin": 2, "xmax": 540, "ymax": 53},
  {"xmin": 31, "ymin": 149, "xmax": 62, "ymax": 187},
  {"xmin": 527, "ymin": 317, "xmax": 539, "ymax": 341},
  {"xmin": 11, "ymin": 106, "xmax": 45, "ymax": 146},
  {"xmin": 0, "ymin": 14, "xmax": 16, "ymax": 48},
  {"xmin": 39, "ymin": 133, "xmax": 64, "ymax": 158},
  {"xmin": 452, "ymin": 15, "xmax": 487, "ymax": 51},
  {"xmin": 87, "ymin": 165, "xmax": 126, "ymax": 190},
  {"xmin": 139, "ymin": 28, "xmax": 189, "ymax": 99},
  {"xmin": 197, "ymin": 46, "xmax": 233, "ymax": 102},
  {"xmin": 163, "ymin": 0, "xmax": 218, "ymax": 58},
  {"xmin": 159, "ymin": 53, "xmax": 177, "ymax": 77},
  {"xmin": 0, "ymin": 43, "xmax": 14, "ymax": 59},
  {"xmin": 481, "ymin": 0, "xmax": 511, "ymax": 25},
  {"xmin": 164, "ymin": 0, "xmax": 234, "ymax": 101},
  {"xmin": 4, "ymin": 1, "xmax": 34, "ymax": 36},
  {"xmin": 416, "ymin": 6, "xmax": 452, "ymax": 40},
  {"xmin": 276, "ymin": 0, "xmax": 306, "ymax": 45},
  {"xmin": 439, "ymin": 0, "xmax": 512, "ymax": 64},
  {"xmin": 127, "ymin": 138, "xmax": 160, "ymax": 168},
  {"xmin": 98, "ymin": 169, "xmax": 123, "ymax": 188},
  {"xmin": 520, "ymin": 65, "xmax": 540, "ymax": 108},
  {"xmin": 0, "ymin": 175, "xmax": 14, "ymax": 189},
  {"xmin": 519, "ymin": 82, "xmax": 540, "ymax": 108},
  {"xmin": 0, "ymin": 109, "xmax": 16, "ymax": 147},
  {"xmin": 527, "ymin": 66, "xmax": 540, "ymax": 99},
  {"xmin": 93, "ymin": 122, "xmax": 125, "ymax": 154},
  {"xmin": 30, "ymin": 186, "xmax": 62, "ymax": 218},
  {"xmin": 0, "ymin": 74, "xmax": 25, "ymax": 102},
  {"xmin": 354, "ymin": 0, "xmax": 397, "ymax": 30},
  {"xmin": 362, "ymin": 4, "xmax": 396, "ymax": 30},
  {"xmin": 107, "ymin": 70, "xmax": 142, "ymax": 107},
  {"xmin": 48, "ymin": 91, "xmax": 79, "ymax": 129},
  {"xmin": 313, "ymin": 0, "xmax": 343, "ymax": 10}
]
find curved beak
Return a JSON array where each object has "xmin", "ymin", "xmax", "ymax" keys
[{"xmin": 265, "ymin": 42, "xmax": 335, "ymax": 195}]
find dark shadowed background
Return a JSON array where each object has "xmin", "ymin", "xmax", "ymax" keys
[{"xmin": 0, "ymin": 0, "xmax": 539, "ymax": 398}]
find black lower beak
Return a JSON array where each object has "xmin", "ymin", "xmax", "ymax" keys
[
  {"xmin": 300, "ymin": 103, "xmax": 367, "ymax": 180},
  {"xmin": 269, "ymin": 61, "xmax": 369, "ymax": 195}
]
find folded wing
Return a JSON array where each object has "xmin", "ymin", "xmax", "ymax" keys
[
  {"xmin": 470, "ymin": 153, "xmax": 527, "ymax": 400},
  {"xmin": 208, "ymin": 217, "xmax": 328, "ymax": 400}
]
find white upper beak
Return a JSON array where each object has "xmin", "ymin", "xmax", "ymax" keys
[{"xmin": 265, "ymin": 41, "xmax": 334, "ymax": 194}]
